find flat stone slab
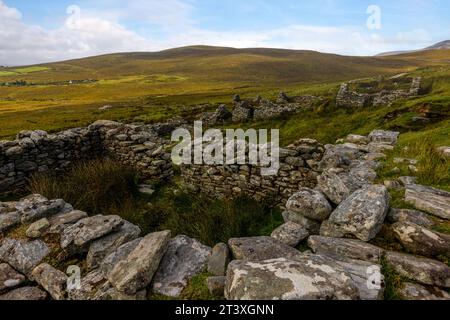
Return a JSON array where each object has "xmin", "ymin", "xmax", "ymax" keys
[
  {"xmin": 399, "ymin": 282, "xmax": 450, "ymax": 300},
  {"xmin": 0, "ymin": 263, "xmax": 26, "ymax": 293},
  {"xmin": 392, "ymin": 221, "xmax": 450, "ymax": 258},
  {"xmin": 0, "ymin": 238, "xmax": 50, "ymax": 275},
  {"xmin": 152, "ymin": 235, "xmax": 211, "ymax": 297},
  {"xmin": 307, "ymin": 236, "xmax": 384, "ymax": 263},
  {"xmin": 0, "ymin": 286, "xmax": 47, "ymax": 300},
  {"xmin": 108, "ymin": 230, "xmax": 171, "ymax": 295},
  {"xmin": 225, "ymin": 255, "xmax": 359, "ymax": 300},
  {"xmin": 385, "ymin": 251, "xmax": 450, "ymax": 288},
  {"xmin": 405, "ymin": 184, "xmax": 450, "ymax": 220},
  {"xmin": 271, "ymin": 222, "xmax": 309, "ymax": 247},
  {"xmin": 48, "ymin": 210, "xmax": 88, "ymax": 234},
  {"xmin": 86, "ymin": 221, "xmax": 141, "ymax": 270},
  {"xmin": 16, "ymin": 194, "xmax": 66, "ymax": 224},
  {"xmin": 228, "ymin": 236, "xmax": 303, "ymax": 261},
  {"xmin": 321, "ymin": 185, "xmax": 390, "ymax": 241},
  {"xmin": 61, "ymin": 215, "xmax": 124, "ymax": 251},
  {"xmin": 387, "ymin": 208, "xmax": 434, "ymax": 228}
]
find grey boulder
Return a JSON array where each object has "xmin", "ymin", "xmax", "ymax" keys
[
  {"xmin": 286, "ymin": 188, "xmax": 332, "ymax": 221},
  {"xmin": 0, "ymin": 212, "xmax": 20, "ymax": 233},
  {"xmin": 228, "ymin": 236, "xmax": 302, "ymax": 261},
  {"xmin": 0, "ymin": 238, "xmax": 50, "ymax": 275},
  {"xmin": 271, "ymin": 222, "xmax": 309, "ymax": 247},
  {"xmin": 152, "ymin": 235, "xmax": 211, "ymax": 297},
  {"xmin": 0, "ymin": 263, "xmax": 26, "ymax": 293},
  {"xmin": 31, "ymin": 263, "xmax": 68, "ymax": 300},
  {"xmin": 321, "ymin": 185, "xmax": 390, "ymax": 241},
  {"xmin": 207, "ymin": 243, "xmax": 230, "ymax": 277},
  {"xmin": 368, "ymin": 130, "xmax": 399, "ymax": 145},
  {"xmin": 405, "ymin": 184, "xmax": 450, "ymax": 220}
]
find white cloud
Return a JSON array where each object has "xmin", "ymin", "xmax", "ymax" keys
[{"xmin": 0, "ymin": 0, "xmax": 437, "ymax": 65}]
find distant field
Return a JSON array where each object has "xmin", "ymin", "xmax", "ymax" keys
[{"xmin": 0, "ymin": 46, "xmax": 449, "ymax": 139}]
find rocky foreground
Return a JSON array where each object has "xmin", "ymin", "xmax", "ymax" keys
[{"xmin": 0, "ymin": 130, "xmax": 449, "ymax": 300}]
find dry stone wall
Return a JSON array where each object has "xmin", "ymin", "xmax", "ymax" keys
[
  {"xmin": 180, "ymin": 139, "xmax": 325, "ymax": 206},
  {"xmin": 0, "ymin": 120, "xmax": 173, "ymax": 196}
]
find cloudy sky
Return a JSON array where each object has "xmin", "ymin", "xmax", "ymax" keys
[{"xmin": 1, "ymin": 0, "xmax": 449, "ymax": 66}]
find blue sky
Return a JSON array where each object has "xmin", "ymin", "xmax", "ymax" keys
[{"xmin": 1, "ymin": 0, "xmax": 449, "ymax": 65}]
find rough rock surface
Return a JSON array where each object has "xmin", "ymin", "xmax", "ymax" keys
[
  {"xmin": 271, "ymin": 222, "xmax": 309, "ymax": 247},
  {"xmin": 282, "ymin": 211, "xmax": 321, "ymax": 235},
  {"xmin": 207, "ymin": 243, "xmax": 230, "ymax": 277},
  {"xmin": 48, "ymin": 210, "xmax": 88, "ymax": 234},
  {"xmin": 316, "ymin": 169, "xmax": 367, "ymax": 205},
  {"xmin": 108, "ymin": 231, "xmax": 171, "ymax": 295},
  {"xmin": 0, "ymin": 286, "xmax": 47, "ymax": 300},
  {"xmin": 152, "ymin": 235, "xmax": 211, "ymax": 297},
  {"xmin": 368, "ymin": 130, "xmax": 400, "ymax": 145},
  {"xmin": 387, "ymin": 208, "xmax": 434, "ymax": 228},
  {"xmin": 385, "ymin": 251, "xmax": 450, "ymax": 288},
  {"xmin": 26, "ymin": 218, "xmax": 50, "ymax": 238},
  {"xmin": 86, "ymin": 221, "xmax": 141, "ymax": 270},
  {"xmin": 61, "ymin": 215, "xmax": 124, "ymax": 251},
  {"xmin": 0, "ymin": 263, "xmax": 25, "ymax": 293},
  {"xmin": 321, "ymin": 185, "xmax": 390, "ymax": 241},
  {"xmin": 0, "ymin": 212, "xmax": 20, "ymax": 233},
  {"xmin": 392, "ymin": 222, "xmax": 450, "ymax": 258},
  {"xmin": 405, "ymin": 184, "xmax": 450, "ymax": 220},
  {"xmin": 16, "ymin": 195, "xmax": 65, "ymax": 224},
  {"xmin": 100, "ymin": 238, "xmax": 141, "ymax": 277},
  {"xmin": 285, "ymin": 188, "xmax": 332, "ymax": 221},
  {"xmin": 307, "ymin": 236, "xmax": 384, "ymax": 263},
  {"xmin": 399, "ymin": 282, "xmax": 450, "ymax": 300},
  {"xmin": 207, "ymin": 276, "xmax": 226, "ymax": 297},
  {"xmin": 228, "ymin": 237, "xmax": 302, "ymax": 261},
  {"xmin": 0, "ymin": 238, "xmax": 50, "ymax": 275},
  {"xmin": 225, "ymin": 255, "xmax": 359, "ymax": 300},
  {"xmin": 31, "ymin": 263, "xmax": 68, "ymax": 300}
]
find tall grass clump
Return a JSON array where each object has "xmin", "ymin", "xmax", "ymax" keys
[{"xmin": 29, "ymin": 158, "xmax": 139, "ymax": 215}]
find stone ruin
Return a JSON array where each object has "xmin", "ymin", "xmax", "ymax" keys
[{"xmin": 336, "ymin": 77, "xmax": 422, "ymax": 108}]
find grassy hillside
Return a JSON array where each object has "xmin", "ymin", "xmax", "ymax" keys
[{"xmin": 2, "ymin": 46, "xmax": 449, "ymax": 138}]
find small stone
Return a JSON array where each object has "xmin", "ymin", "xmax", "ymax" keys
[
  {"xmin": 0, "ymin": 263, "xmax": 26, "ymax": 293},
  {"xmin": 0, "ymin": 286, "xmax": 47, "ymax": 300},
  {"xmin": 207, "ymin": 243, "xmax": 230, "ymax": 277},
  {"xmin": 384, "ymin": 180, "xmax": 402, "ymax": 190},
  {"xmin": 271, "ymin": 222, "xmax": 309, "ymax": 247},
  {"xmin": 368, "ymin": 130, "xmax": 400, "ymax": 145},
  {"xmin": 346, "ymin": 134, "xmax": 369, "ymax": 145},
  {"xmin": 26, "ymin": 218, "xmax": 50, "ymax": 238},
  {"xmin": 207, "ymin": 276, "xmax": 226, "ymax": 297},
  {"xmin": 138, "ymin": 184, "xmax": 155, "ymax": 196},
  {"xmin": 31, "ymin": 263, "xmax": 68, "ymax": 300},
  {"xmin": 398, "ymin": 176, "xmax": 417, "ymax": 186}
]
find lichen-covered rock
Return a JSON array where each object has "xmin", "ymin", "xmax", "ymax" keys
[
  {"xmin": 385, "ymin": 251, "xmax": 450, "ymax": 288},
  {"xmin": 405, "ymin": 184, "xmax": 450, "ymax": 220},
  {"xmin": 225, "ymin": 255, "xmax": 359, "ymax": 300},
  {"xmin": 207, "ymin": 276, "xmax": 226, "ymax": 297},
  {"xmin": 48, "ymin": 210, "xmax": 88, "ymax": 234},
  {"xmin": 152, "ymin": 235, "xmax": 211, "ymax": 297},
  {"xmin": 31, "ymin": 263, "xmax": 68, "ymax": 300},
  {"xmin": 346, "ymin": 134, "xmax": 369, "ymax": 145},
  {"xmin": 399, "ymin": 282, "xmax": 450, "ymax": 300},
  {"xmin": 387, "ymin": 208, "xmax": 434, "ymax": 228},
  {"xmin": 0, "ymin": 263, "xmax": 25, "ymax": 293},
  {"xmin": 0, "ymin": 286, "xmax": 47, "ymax": 300},
  {"xmin": 316, "ymin": 169, "xmax": 366, "ymax": 205},
  {"xmin": 108, "ymin": 231, "xmax": 171, "ymax": 295},
  {"xmin": 285, "ymin": 188, "xmax": 332, "ymax": 222},
  {"xmin": 100, "ymin": 238, "xmax": 141, "ymax": 277},
  {"xmin": 307, "ymin": 236, "xmax": 384, "ymax": 263},
  {"xmin": 16, "ymin": 195, "xmax": 66, "ymax": 224},
  {"xmin": 61, "ymin": 215, "xmax": 124, "ymax": 251},
  {"xmin": 86, "ymin": 221, "xmax": 141, "ymax": 270},
  {"xmin": 0, "ymin": 238, "xmax": 50, "ymax": 275},
  {"xmin": 318, "ymin": 145, "xmax": 363, "ymax": 170},
  {"xmin": 321, "ymin": 185, "xmax": 390, "ymax": 241},
  {"xmin": 368, "ymin": 130, "xmax": 400, "ymax": 145},
  {"xmin": 207, "ymin": 243, "xmax": 230, "ymax": 277},
  {"xmin": 398, "ymin": 176, "xmax": 417, "ymax": 186},
  {"xmin": 228, "ymin": 237, "xmax": 302, "ymax": 261},
  {"xmin": 26, "ymin": 218, "xmax": 50, "ymax": 238},
  {"xmin": 282, "ymin": 211, "xmax": 321, "ymax": 235},
  {"xmin": 271, "ymin": 222, "xmax": 309, "ymax": 247},
  {"xmin": 391, "ymin": 222, "xmax": 450, "ymax": 258},
  {"xmin": 0, "ymin": 212, "xmax": 20, "ymax": 233}
]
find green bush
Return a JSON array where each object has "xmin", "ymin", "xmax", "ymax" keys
[{"xmin": 29, "ymin": 158, "xmax": 139, "ymax": 215}]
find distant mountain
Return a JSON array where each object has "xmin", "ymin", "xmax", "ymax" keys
[{"xmin": 377, "ymin": 40, "xmax": 450, "ymax": 57}]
